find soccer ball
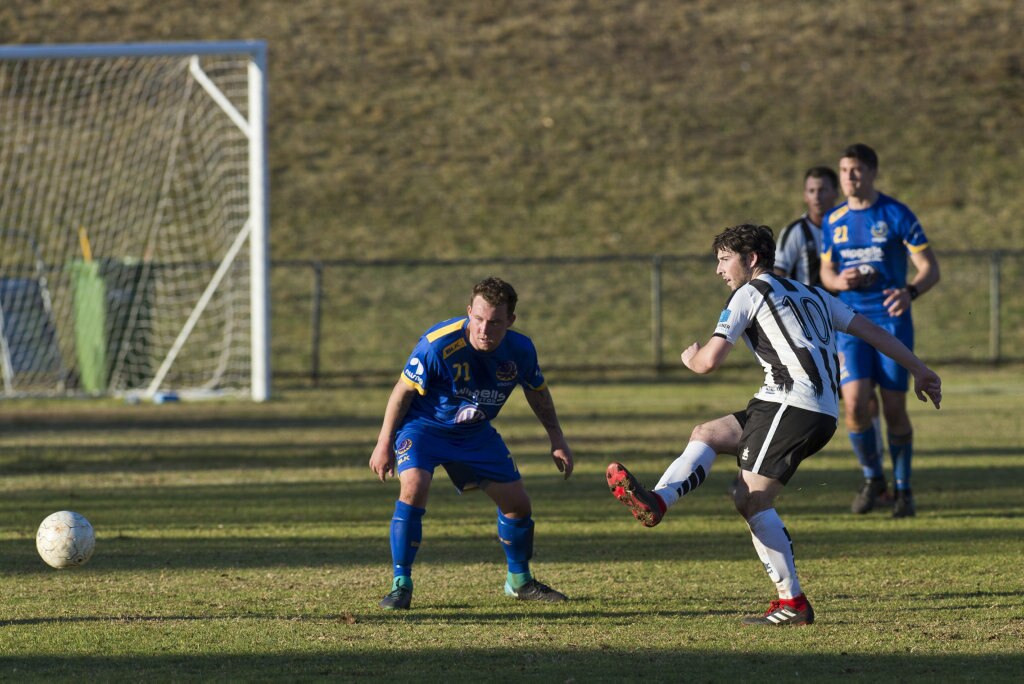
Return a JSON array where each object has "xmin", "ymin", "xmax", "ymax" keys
[{"xmin": 36, "ymin": 511, "xmax": 95, "ymax": 569}]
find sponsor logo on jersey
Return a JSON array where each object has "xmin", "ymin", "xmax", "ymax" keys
[
  {"xmin": 716, "ymin": 310, "xmax": 732, "ymax": 334},
  {"xmin": 839, "ymin": 245, "xmax": 885, "ymax": 264},
  {"xmin": 455, "ymin": 404, "xmax": 487, "ymax": 424},
  {"xmin": 455, "ymin": 387, "xmax": 508, "ymax": 405},
  {"xmin": 741, "ymin": 446, "xmax": 750, "ymax": 461},
  {"xmin": 442, "ymin": 337, "xmax": 466, "ymax": 359},
  {"xmin": 495, "ymin": 360, "xmax": 518, "ymax": 382},
  {"xmin": 396, "ymin": 438, "xmax": 413, "ymax": 455},
  {"xmin": 403, "ymin": 357, "xmax": 426, "ymax": 385},
  {"xmin": 871, "ymin": 221, "xmax": 890, "ymax": 241}
]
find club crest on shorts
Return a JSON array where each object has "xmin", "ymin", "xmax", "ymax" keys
[
  {"xmin": 455, "ymin": 404, "xmax": 486, "ymax": 424},
  {"xmin": 396, "ymin": 438, "xmax": 413, "ymax": 455}
]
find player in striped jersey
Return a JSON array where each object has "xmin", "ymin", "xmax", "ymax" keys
[
  {"xmin": 370, "ymin": 277, "xmax": 574, "ymax": 609},
  {"xmin": 771, "ymin": 166, "xmax": 888, "ymax": 494},
  {"xmin": 606, "ymin": 224, "xmax": 942, "ymax": 626},
  {"xmin": 774, "ymin": 166, "xmax": 838, "ymax": 287}
]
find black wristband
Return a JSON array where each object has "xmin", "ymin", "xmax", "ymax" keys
[{"xmin": 907, "ymin": 284, "xmax": 920, "ymax": 300}]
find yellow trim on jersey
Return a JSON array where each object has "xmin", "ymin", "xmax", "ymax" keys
[
  {"xmin": 399, "ymin": 373, "xmax": 426, "ymax": 395},
  {"xmin": 821, "ymin": 247, "xmax": 833, "ymax": 262},
  {"xmin": 526, "ymin": 381, "xmax": 547, "ymax": 392},
  {"xmin": 828, "ymin": 206, "xmax": 849, "ymax": 223},
  {"xmin": 905, "ymin": 240, "xmax": 930, "ymax": 253},
  {"xmin": 426, "ymin": 318, "xmax": 466, "ymax": 343}
]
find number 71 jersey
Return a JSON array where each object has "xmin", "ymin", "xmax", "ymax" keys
[
  {"xmin": 713, "ymin": 274, "xmax": 856, "ymax": 418},
  {"xmin": 399, "ymin": 316, "xmax": 546, "ymax": 431}
]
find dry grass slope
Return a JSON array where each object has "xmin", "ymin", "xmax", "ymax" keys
[{"xmin": 2, "ymin": 0, "xmax": 1021, "ymax": 263}]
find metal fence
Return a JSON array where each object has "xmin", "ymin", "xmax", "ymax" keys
[{"xmin": 270, "ymin": 250, "xmax": 1024, "ymax": 387}]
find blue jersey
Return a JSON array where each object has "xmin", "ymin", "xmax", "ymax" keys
[
  {"xmin": 821, "ymin": 192, "xmax": 929, "ymax": 319},
  {"xmin": 398, "ymin": 317, "xmax": 546, "ymax": 433}
]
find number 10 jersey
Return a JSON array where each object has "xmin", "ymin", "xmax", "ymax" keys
[{"xmin": 713, "ymin": 274, "xmax": 856, "ymax": 418}]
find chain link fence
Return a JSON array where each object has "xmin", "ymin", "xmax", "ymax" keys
[{"xmin": 270, "ymin": 250, "xmax": 1024, "ymax": 387}]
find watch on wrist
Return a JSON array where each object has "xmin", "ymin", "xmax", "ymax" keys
[{"xmin": 906, "ymin": 284, "xmax": 920, "ymax": 300}]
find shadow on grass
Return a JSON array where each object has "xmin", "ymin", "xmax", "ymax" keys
[
  {"xmin": 0, "ymin": 649, "xmax": 1020, "ymax": 680},
  {"xmin": 3, "ymin": 437, "xmax": 1023, "ymax": 482},
  {"xmin": 0, "ymin": 406, "xmax": 716, "ymax": 435},
  {"xmin": 1, "ymin": 516, "xmax": 1021, "ymax": 573}
]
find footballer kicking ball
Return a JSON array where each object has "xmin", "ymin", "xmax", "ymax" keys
[{"xmin": 36, "ymin": 511, "xmax": 95, "ymax": 569}]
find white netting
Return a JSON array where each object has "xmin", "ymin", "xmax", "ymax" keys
[{"xmin": 0, "ymin": 48, "xmax": 258, "ymax": 397}]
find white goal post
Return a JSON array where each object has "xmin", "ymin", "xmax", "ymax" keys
[{"xmin": 0, "ymin": 41, "xmax": 270, "ymax": 401}]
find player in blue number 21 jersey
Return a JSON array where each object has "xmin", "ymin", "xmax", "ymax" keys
[
  {"xmin": 369, "ymin": 277, "xmax": 574, "ymax": 610},
  {"xmin": 820, "ymin": 144, "xmax": 941, "ymax": 518}
]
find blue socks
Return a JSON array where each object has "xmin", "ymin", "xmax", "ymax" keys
[
  {"xmin": 497, "ymin": 510, "xmax": 534, "ymax": 586},
  {"xmin": 390, "ymin": 504, "xmax": 538, "ymax": 591},
  {"xmin": 851, "ymin": 423, "xmax": 914, "ymax": 491},
  {"xmin": 849, "ymin": 426, "xmax": 884, "ymax": 480},
  {"xmin": 889, "ymin": 432, "xmax": 913, "ymax": 491},
  {"xmin": 390, "ymin": 500, "xmax": 425, "ymax": 580}
]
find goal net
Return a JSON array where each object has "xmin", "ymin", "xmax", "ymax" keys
[{"xmin": 0, "ymin": 41, "xmax": 269, "ymax": 400}]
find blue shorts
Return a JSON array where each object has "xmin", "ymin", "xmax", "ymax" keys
[
  {"xmin": 394, "ymin": 423, "xmax": 519, "ymax": 492},
  {"xmin": 838, "ymin": 313, "xmax": 914, "ymax": 391}
]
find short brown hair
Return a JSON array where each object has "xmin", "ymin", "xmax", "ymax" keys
[
  {"xmin": 711, "ymin": 224, "xmax": 776, "ymax": 271},
  {"xmin": 471, "ymin": 277, "xmax": 518, "ymax": 315},
  {"xmin": 805, "ymin": 165, "xmax": 838, "ymax": 189},
  {"xmin": 842, "ymin": 143, "xmax": 878, "ymax": 171}
]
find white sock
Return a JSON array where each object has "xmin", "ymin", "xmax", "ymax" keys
[
  {"xmin": 653, "ymin": 441, "xmax": 716, "ymax": 508},
  {"xmin": 747, "ymin": 508, "xmax": 801, "ymax": 599}
]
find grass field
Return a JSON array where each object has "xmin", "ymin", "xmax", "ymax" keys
[{"xmin": 1, "ymin": 365, "xmax": 1022, "ymax": 680}]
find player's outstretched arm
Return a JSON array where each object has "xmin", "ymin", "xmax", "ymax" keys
[
  {"xmin": 369, "ymin": 380, "xmax": 418, "ymax": 482},
  {"xmin": 524, "ymin": 386, "xmax": 574, "ymax": 479},
  {"xmin": 845, "ymin": 314, "xmax": 942, "ymax": 409},
  {"xmin": 681, "ymin": 336, "xmax": 733, "ymax": 374}
]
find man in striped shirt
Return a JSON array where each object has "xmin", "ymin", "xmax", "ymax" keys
[
  {"xmin": 606, "ymin": 224, "xmax": 942, "ymax": 626},
  {"xmin": 774, "ymin": 166, "xmax": 839, "ymax": 287}
]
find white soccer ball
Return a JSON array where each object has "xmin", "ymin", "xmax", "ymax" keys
[{"xmin": 36, "ymin": 510, "xmax": 95, "ymax": 569}]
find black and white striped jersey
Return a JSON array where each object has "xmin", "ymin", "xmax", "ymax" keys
[
  {"xmin": 774, "ymin": 215, "xmax": 823, "ymax": 287},
  {"xmin": 713, "ymin": 273, "xmax": 856, "ymax": 418}
]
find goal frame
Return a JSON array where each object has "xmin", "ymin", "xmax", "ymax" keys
[{"xmin": 0, "ymin": 41, "xmax": 271, "ymax": 401}]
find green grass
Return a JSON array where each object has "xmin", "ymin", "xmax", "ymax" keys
[{"xmin": 1, "ymin": 366, "xmax": 1022, "ymax": 680}]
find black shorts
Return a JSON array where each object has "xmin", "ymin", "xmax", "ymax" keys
[{"xmin": 731, "ymin": 398, "xmax": 837, "ymax": 485}]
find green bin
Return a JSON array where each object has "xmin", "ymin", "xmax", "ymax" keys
[{"xmin": 71, "ymin": 259, "xmax": 153, "ymax": 393}]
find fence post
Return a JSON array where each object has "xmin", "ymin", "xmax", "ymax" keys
[
  {"xmin": 651, "ymin": 255, "xmax": 663, "ymax": 370},
  {"xmin": 310, "ymin": 261, "xmax": 324, "ymax": 386},
  {"xmin": 990, "ymin": 251, "xmax": 1001, "ymax": 363}
]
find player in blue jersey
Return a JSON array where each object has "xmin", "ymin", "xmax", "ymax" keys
[
  {"xmin": 369, "ymin": 277, "xmax": 574, "ymax": 609},
  {"xmin": 820, "ymin": 144, "xmax": 941, "ymax": 518}
]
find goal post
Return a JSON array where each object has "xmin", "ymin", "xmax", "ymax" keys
[{"xmin": 0, "ymin": 41, "xmax": 270, "ymax": 401}]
